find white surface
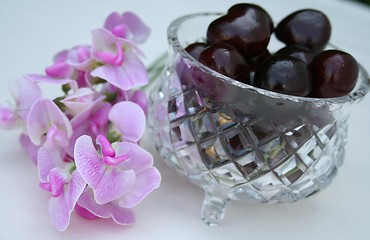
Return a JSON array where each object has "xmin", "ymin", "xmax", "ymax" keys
[{"xmin": 0, "ymin": 0, "xmax": 369, "ymax": 239}]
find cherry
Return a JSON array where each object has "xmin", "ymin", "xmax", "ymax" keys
[
  {"xmin": 198, "ymin": 42, "xmax": 250, "ymax": 84},
  {"xmin": 309, "ymin": 50, "xmax": 358, "ymax": 98},
  {"xmin": 254, "ymin": 55, "xmax": 311, "ymax": 96},
  {"xmin": 207, "ymin": 3, "xmax": 273, "ymax": 58},
  {"xmin": 275, "ymin": 45, "xmax": 315, "ymax": 64},
  {"xmin": 185, "ymin": 42, "xmax": 208, "ymax": 60},
  {"xmin": 275, "ymin": 9, "xmax": 331, "ymax": 52}
]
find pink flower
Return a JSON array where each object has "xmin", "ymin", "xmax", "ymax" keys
[
  {"xmin": 37, "ymin": 145, "xmax": 86, "ymax": 231},
  {"xmin": 90, "ymin": 28, "xmax": 148, "ymax": 91},
  {"xmin": 104, "ymin": 11, "xmax": 150, "ymax": 44},
  {"xmin": 27, "ymin": 99, "xmax": 72, "ymax": 148},
  {"xmin": 27, "ymin": 45, "xmax": 93, "ymax": 89},
  {"xmin": 74, "ymin": 134, "xmax": 160, "ymax": 217},
  {"xmin": 5, "ymin": 77, "xmax": 43, "ymax": 131},
  {"xmin": 39, "ymin": 166, "xmax": 86, "ymax": 231}
]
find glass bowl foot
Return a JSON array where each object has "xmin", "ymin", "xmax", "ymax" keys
[{"xmin": 200, "ymin": 190, "xmax": 230, "ymax": 226}]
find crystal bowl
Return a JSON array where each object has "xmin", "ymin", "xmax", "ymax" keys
[{"xmin": 148, "ymin": 12, "xmax": 370, "ymax": 226}]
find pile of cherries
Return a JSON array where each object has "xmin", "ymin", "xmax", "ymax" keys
[{"xmin": 185, "ymin": 3, "xmax": 359, "ymax": 98}]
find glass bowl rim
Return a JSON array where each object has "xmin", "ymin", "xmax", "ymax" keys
[{"xmin": 167, "ymin": 12, "xmax": 370, "ymax": 105}]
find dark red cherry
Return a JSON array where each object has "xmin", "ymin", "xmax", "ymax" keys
[
  {"xmin": 275, "ymin": 9, "xmax": 331, "ymax": 52},
  {"xmin": 198, "ymin": 42, "xmax": 250, "ymax": 84},
  {"xmin": 275, "ymin": 45, "xmax": 315, "ymax": 64},
  {"xmin": 309, "ymin": 50, "xmax": 358, "ymax": 98},
  {"xmin": 207, "ymin": 3, "xmax": 273, "ymax": 58},
  {"xmin": 185, "ymin": 42, "xmax": 208, "ymax": 60},
  {"xmin": 254, "ymin": 55, "xmax": 311, "ymax": 96}
]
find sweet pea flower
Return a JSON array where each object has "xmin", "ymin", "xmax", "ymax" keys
[
  {"xmin": 74, "ymin": 134, "xmax": 160, "ymax": 219},
  {"xmin": 27, "ymin": 99, "xmax": 72, "ymax": 149},
  {"xmin": 6, "ymin": 77, "xmax": 43, "ymax": 131},
  {"xmin": 104, "ymin": 11, "xmax": 150, "ymax": 44},
  {"xmin": 90, "ymin": 28, "xmax": 148, "ymax": 91},
  {"xmin": 39, "ymin": 166, "xmax": 86, "ymax": 231},
  {"xmin": 37, "ymin": 144, "xmax": 86, "ymax": 231},
  {"xmin": 27, "ymin": 45, "xmax": 93, "ymax": 89}
]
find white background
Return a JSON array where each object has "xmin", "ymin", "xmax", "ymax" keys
[{"xmin": 0, "ymin": 0, "xmax": 369, "ymax": 239}]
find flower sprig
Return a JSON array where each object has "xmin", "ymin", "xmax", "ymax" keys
[{"xmin": 0, "ymin": 11, "xmax": 161, "ymax": 231}]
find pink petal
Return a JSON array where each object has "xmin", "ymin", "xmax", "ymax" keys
[
  {"xmin": 74, "ymin": 135, "xmax": 105, "ymax": 188},
  {"xmin": 130, "ymin": 90, "xmax": 148, "ymax": 115},
  {"xmin": 25, "ymin": 74, "xmax": 78, "ymax": 90},
  {"xmin": 110, "ymin": 203, "xmax": 135, "ymax": 225},
  {"xmin": 109, "ymin": 102, "xmax": 146, "ymax": 143},
  {"xmin": 60, "ymin": 88, "xmax": 95, "ymax": 116},
  {"xmin": 53, "ymin": 49, "xmax": 69, "ymax": 63},
  {"xmin": 48, "ymin": 170, "xmax": 85, "ymax": 231},
  {"xmin": 9, "ymin": 77, "xmax": 42, "ymax": 124},
  {"xmin": 118, "ymin": 167, "xmax": 161, "ymax": 208},
  {"xmin": 37, "ymin": 146, "xmax": 65, "ymax": 182},
  {"xmin": 66, "ymin": 45, "xmax": 93, "ymax": 71},
  {"xmin": 121, "ymin": 11, "xmax": 150, "ymax": 44},
  {"xmin": 49, "ymin": 192, "xmax": 70, "ymax": 231},
  {"xmin": 27, "ymin": 99, "xmax": 72, "ymax": 146},
  {"xmin": 96, "ymin": 134, "xmax": 115, "ymax": 157},
  {"xmin": 45, "ymin": 62, "xmax": 73, "ymax": 78},
  {"xmin": 48, "ymin": 167, "xmax": 68, "ymax": 197},
  {"xmin": 78, "ymin": 188, "xmax": 111, "ymax": 218},
  {"xmin": 94, "ymin": 165, "xmax": 135, "ymax": 204},
  {"xmin": 75, "ymin": 203, "xmax": 99, "ymax": 220},
  {"xmin": 111, "ymin": 24, "xmax": 129, "ymax": 39},
  {"xmin": 115, "ymin": 142, "xmax": 153, "ymax": 173},
  {"xmin": 46, "ymin": 125, "xmax": 69, "ymax": 149},
  {"xmin": 78, "ymin": 188, "xmax": 135, "ymax": 225},
  {"xmin": 70, "ymin": 96, "xmax": 105, "ymax": 128},
  {"xmin": 90, "ymin": 102, "xmax": 111, "ymax": 129},
  {"xmin": 91, "ymin": 28, "xmax": 124, "ymax": 66},
  {"xmin": 0, "ymin": 104, "xmax": 18, "ymax": 129},
  {"xmin": 95, "ymin": 42, "xmax": 124, "ymax": 66},
  {"xmin": 104, "ymin": 12, "xmax": 122, "ymax": 31},
  {"xmin": 74, "ymin": 135, "xmax": 136, "ymax": 204},
  {"xmin": 90, "ymin": 52, "xmax": 148, "ymax": 91},
  {"xmin": 66, "ymin": 98, "xmax": 108, "ymax": 156},
  {"xmin": 20, "ymin": 134, "xmax": 39, "ymax": 164}
]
